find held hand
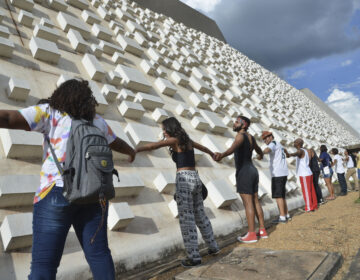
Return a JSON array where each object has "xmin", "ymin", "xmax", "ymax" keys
[
  {"xmin": 214, "ymin": 152, "xmax": 223, "ymax": 161},
  {"xmin": 128, "ymin": 151, "xmax": 136, "ymax": 163},
  {"xmin": 256, "ymin": 154, "xmax": 263, "ymax": 160}
]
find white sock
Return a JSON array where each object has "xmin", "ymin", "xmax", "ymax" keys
[
  {"xmin": 280, "ymin": 215, "xmax": 286, "ymax": 221},
  {"xmin": 286, "ymin": 213, "xmax": 290, "ymax": 218}
]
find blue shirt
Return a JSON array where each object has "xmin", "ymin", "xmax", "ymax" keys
[{"xmin": 319, "ymin": 152, "xmax": 332, "ymax": 169}]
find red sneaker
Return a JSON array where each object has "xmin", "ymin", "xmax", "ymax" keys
[
  {"xmin": 256, "ymin": 228, "xmax": 268, "ymax": 239},
  {"xmin": 237, "ymin": 232, "xmax": 258, "ymax": 243}
]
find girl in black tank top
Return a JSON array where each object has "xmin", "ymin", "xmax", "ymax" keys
[
  {"xmin": 214, "ymin": 116, "xmax": 267, "ymax": 243},
  {"xmin": 136, "ymin": 117, "xmax": 219, "ymax": 267}
]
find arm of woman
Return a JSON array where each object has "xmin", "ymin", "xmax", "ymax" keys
[
  {"xmin": 192, "ymin": 140, "xmax": 214, "ymax": 158},
  {"xmin": 0, "ymin": 110, "xmax": 30, "ymax": 130},
  {"xmin": 136, "ymin": 137, "xmax": 177, "ymax": 152},
  {"xmin": 109, "ymin": 138, "xmax": 136, "ymax": 162}
]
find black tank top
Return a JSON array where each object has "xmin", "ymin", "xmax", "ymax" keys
[
  {"xmin": 234, "ymin": 133, "xmax": 254, "ymax": 171},
  {"xmin": 171, "ymin": 149, "xmax": 195, "ymax": 168}
]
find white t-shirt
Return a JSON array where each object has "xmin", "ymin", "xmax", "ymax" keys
[
  {"xmin": 334, "ymin": 154, "xmax": 345, "ymax": 173},
  {"xmin": 267, "ymin": 141, "xmax": 288, "ymax": 177},
  {"xmin": 347, "ymin": 156, "xmax": 355, "ymax": 168}
]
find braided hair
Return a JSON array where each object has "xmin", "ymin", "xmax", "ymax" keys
[{"xmin": 162, "ymin": 117, "xmax": 191, "ymax": 153}]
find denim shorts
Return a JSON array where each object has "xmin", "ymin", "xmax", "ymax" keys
[{"xmin": 322, "ymin": 167, "xmax": 333, "ymax": 178}]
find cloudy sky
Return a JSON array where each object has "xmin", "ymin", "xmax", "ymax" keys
[{"xmin": 180, "ymin": 0, "xmax": 360, "ymax": 134}]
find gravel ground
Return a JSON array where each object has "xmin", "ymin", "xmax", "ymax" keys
[{"xmin": 150, "ymin": 191, "xmax": 360, "ymax": 280}]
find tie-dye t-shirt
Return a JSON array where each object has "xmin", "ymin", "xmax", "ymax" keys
[{"xmin": 19, "ymin": 104, "xmax": 117, "ymax": 204}]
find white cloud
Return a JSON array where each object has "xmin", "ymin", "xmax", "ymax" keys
[
  {"xmin": 326, "ymin": 88, "xmax": 360, "ymax": 133},
  {"xmin": 181, "ymin": 0, "xmax": 221, "ymax": 13},
  {"xmin": 289, "ymin": 70, "xmax": 306, "ymax": 80},
  {"xmin": 341, "ymin": 59, "xmax": 352, "ymax": 66}
]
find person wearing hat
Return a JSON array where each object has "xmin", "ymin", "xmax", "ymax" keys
[{"xmin": 261, "ymin": 131, "xmax": 291, "ymax": 223}]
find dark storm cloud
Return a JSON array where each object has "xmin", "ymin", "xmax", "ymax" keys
[{"xmin": 207, "ymin": 0, "xmax": 360, "ymax": 70}]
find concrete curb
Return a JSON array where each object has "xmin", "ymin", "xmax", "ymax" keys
[{"xmin": 343, "ymin": 248, "xmax": 360, "ymax": 280}]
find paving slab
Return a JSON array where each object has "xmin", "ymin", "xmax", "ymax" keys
[
  {"xmin": 344, "ymin": 248, "xmax": 360, "ymax": 280},
  {"xmin": 175, "ymin": 248, "xmax": 343, "ymax": 280}
]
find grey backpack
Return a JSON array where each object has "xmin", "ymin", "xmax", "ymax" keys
[{"xmin": 47, "ymin": 119, "xmax": 119, "ymax": 204}]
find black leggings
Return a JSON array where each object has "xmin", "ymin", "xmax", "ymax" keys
[{"xmin": 313, "ymin": 172, "xmax": 323, "ymax": 203}]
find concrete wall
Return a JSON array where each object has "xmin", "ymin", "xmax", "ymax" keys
[{"xmin": 132, "ymin": 0, "xmax": 227, "ymax": 43}]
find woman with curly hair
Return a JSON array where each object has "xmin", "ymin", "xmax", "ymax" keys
[
  {"xmin": 0, "ymin": 79, "xmax": 135, "ymax": 279},
  {"xmin": 136, "ymin": 117, "xmax": 219, "ymax": 267}
]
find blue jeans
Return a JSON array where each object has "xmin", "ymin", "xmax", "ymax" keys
[
  {"xmin": 337, "ymin": 173, "xmax": 347, "ymax": 194},
  {"xmin": 29, "ymin": 187, "xmax": 115, "ymax": 280},
  {"xmin": 358, "ymin": 169, "xmax": 360, "ymax": 180}
]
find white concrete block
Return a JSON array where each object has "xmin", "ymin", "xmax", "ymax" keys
[
  {"xmin": 0, "ymin": 213, "xmax": 33, "ymax": 251},
  {"xmin": 189, "ymin": 92, "xmax": 208, "ymax": 109},
  {"xmin": 18, "ymin": 10, "xmax": 34, "ymax": 27},
  {"xmin": 56, "ymin": 74, "xmax": 74, "ymax": 87},
  {"xmin": 48, "ymin": 0, "xmax": 67, "ymax": 11},
  {"xmin": 192, "ymin": 67, "xmax": 211, "ymax": 82},
  {"xmin": 99, "ymin": 40, "xmax": 123, "ymax": 56},
  {"xmin": 152, "ymin": 108, "xmax": 168, "ymax": 123},
  {"xmin": 29, "ymin": 36, "xmax": 60, "ymax": 64},
  {"xmin": 0, "ymin": 175, "xmax": 39, "ymax": 207},
  {"xmin": 124, "ymin": 122, "xmax": 158, "ymax": 147},
  {"xmin": 91, "ymin": 44, "xmax": 102, "ymax": 58},
  {"xmin": 81, "ymin": 53, "xmax": 105, "ymax": 81},
  {"xmin": 206, "ymin": 179, "xmax": 237, "ymax": 208},
  {"xmin": 0, "ymin": 37, "xmax": 15, "ymax": 58},
  {"xmin": 154, "ymin": 172, "xmax": 175, "ymax": 194},
  {"xmin": 134, "ymin": 92, "xmax": 164, "ymax": 110},
  {"xmin": 147, "ymin": 47, "xmax": 163, "ymax": 64},
  {"xmin": 168, "ymin": 199, "xmax": 178, "ymax": 218},
  {"xmin": 0, "ymin": 25, "xmax": 10, "ymax": 39},
  {"xmin": 67, "ymin": 29, "xmax": 87, "ymax": 53},
  {"xmin": 115, "ymin": 7, "xmax": 135, "ymax": 22},
  {"xmin": 189, "ymin": 75, "xmax": 212, "ymax": 94},
  {"xmin": 133, "ymin": 31, "xmax": 148, "ymax": 47},
  {"xmin": 154, "ymin": 77, "xmax": 177, "ymax": 97},
  {"xmin": 57, "ymin": 12, "xmax": 91, "ymax": 39},
  {"xmin": 126, "ymin": 20, "xmax": 146, "ymax": 36},
  {"xmin": 66, "ymin": 0, "xmax": 88, "ymax": 10},
  {"xmin": 199, "ymin": 110, "xmax": 227, "ymax": 134},
  {"xmin": 139, "ymin": 59, "xmax": 156, "ymax": 76},
  {"xmin": 175, "ymin": 103, "xmax": 189, "ymax": 117},
  {"xmin": 222, "ymin": 116, "xmax": 234, "ymax": 127},
  {"xmin": 10, "ymin": 0, "xmax": 34, "ymax": 11},
  {"xmin": 101, "ymin": 84, "xmax": 118, "ymax": 102},
  {"xmin": 189, "ymin": 106, "xmax": 200, "ymax": 117},
  {"xmin": 258, "ymin": 169, "xmax": 272, "ymax": 195},
  {"xmin": 108, "ymin": 202, "xmax": 134, "ymax": 230},
  {"xmin": 92, "ymin": 24, "xmax": 112, "ymax": 41},
  {"xmin": 33, "ymin": 24, "xmax": 60, "ymax": 43},
  {"xmin": 107, "ymin": 70, "xmax": 121, "ymax": 86},
  {"xmin": 117, "ymin": 88, "xmax": 135, "ymax": 102},
  {"xmin": 170, "ymin": 71, "xmax": 189, "ymax": 87},
  {"xmin": 118, "ymin": 100, "xmax": 145, "ymax": 119},
  {"xmin": 110, "ymin": 52, "xmax": 124, "ymax": 65},
  {"xmin": 7, "ymin": 77, "xmax": 30, "ymax": 101},
  {"xmin": 191, "ymin": 116, "xmax": 210, "ymax": 131},
  {"xmin": 113, "ymin": 173, "xmax": 144, "ymax": 197},
  {"xmin": 115, "ymin": 64, "xmax": 151, "ymax": 92},
  {"xmin": 81, "ymin": 10, "xmax": 101, "ymax": 25},
  {"xmin": 39, "ymin": 18, "xmax": 55, "ymax": 28},
  {"xmin": 0, "ymin": 10, "xmax": 4, "ymax": 24},
  {"xmin": 97, "ymin": 5, "xmax": 110, "ymax": 21},
  {"xmin": 116, "ymin": 34, "xmax": 143, "ymax": 56}
]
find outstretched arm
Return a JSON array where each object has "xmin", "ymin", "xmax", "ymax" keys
[
  {"xmin": 0, "ymin": 110, "xmax": 30, "ymax": 130},
  {"xmin": 192, "ymin": 140, "xmax": 214, "ymax": 158},
  {"xmin": 286, "ymin": 149, "xmax": 303, "ymax": 158},
  {"xmin": 253, "ymin": 138, "xmax": 264, "ymax": 160},
  {"xmin": 136, "ymin": 137, "xmax": 177, "ymax": 153},
  {"xmin": 214, "ymin": 133, "xmax": 244, "ymax": 161},
  {"xmin": 109, "ymin": 138, "xmax": 136, "ymax": 162}
]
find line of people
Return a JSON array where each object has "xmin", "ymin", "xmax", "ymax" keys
[{"xmin": 0, "ymin": 79, "xmax": 358, "ymax": 278}]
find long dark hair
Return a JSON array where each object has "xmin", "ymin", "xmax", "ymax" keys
[
  {"xmin": 162, "ymin": 117, "xmax": 191, "ymax": 152},
  {"xmin": 320, "ymin": 145, "xmax": 327, "ymax": 153},
  {"xmin": 39, "ymin": 79, "xmax": 98, "ymax": 121}
]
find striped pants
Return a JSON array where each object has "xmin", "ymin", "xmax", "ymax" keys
[
  {"xmin": 299, "ymin": 175, "xmax": 318, "ymax": 211},
  {"xmin": 176, "ymin": 170, "xmax": 218, "ymax": 261}
]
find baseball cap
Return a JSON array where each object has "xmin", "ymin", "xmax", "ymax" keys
[{"xmin": 261, "ymin": 131, "xmax": 272, "ymax": 140}]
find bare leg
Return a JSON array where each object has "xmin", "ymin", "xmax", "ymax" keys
[
  {"xmin": 275, "ymin": 198, "xmax": 286, "ymax": 216},
  {"xmin": 324, "ymin": 177, "xmax": 335, "ymax": 199},
  {"xmin": 239, "ymin": 193, "xmax": 256, "ymax": 232},
  {"xmin": 253, "ymin": 194, "xmax": 265, "ymax": 229}
]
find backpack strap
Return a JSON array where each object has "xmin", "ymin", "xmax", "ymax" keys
[{"xmin": 45, "ymin": 136, "xmax": 64, "ymax": 175}]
